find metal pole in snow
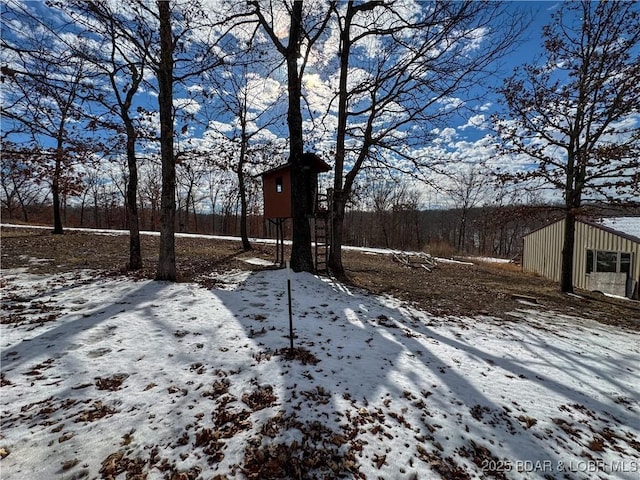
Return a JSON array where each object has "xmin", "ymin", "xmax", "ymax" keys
[{"xmin": 286, "ymin": 261, "xmax": 294, "ymax": 351}]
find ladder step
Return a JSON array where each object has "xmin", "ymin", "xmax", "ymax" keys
[{"xmin": 314, "ymin": 192, "xmax": 331, "ymax": 274}]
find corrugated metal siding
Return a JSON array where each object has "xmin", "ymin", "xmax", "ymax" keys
[
  {"xmin": 523, "ymin": 219, "xmax": 640, "ymax": 295},
  {"xmin": 523, "ymin": 219, "xmax": 564, "ymax": 282},
  {"xmin": 574, "ymin": 221, "xmax": 640, "ymax": 291}
]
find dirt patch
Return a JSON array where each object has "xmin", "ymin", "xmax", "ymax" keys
[
  {"xmin": 343, "ymin": 249, "xmax": 639, "ymax": 329},
  {"xmin": 0, "ymin": 227, "xmax": 273, "ymax": 282},
  {"xmin": 2, "ymin": 226, "xmax": 638, "ymax": 330},
  {"xmin": 95, "ymin": 374, "xmax": 129, "ymax": 391}
]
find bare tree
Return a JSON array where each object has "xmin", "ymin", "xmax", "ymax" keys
[
  {"xmin": 495, "ymin": 0, "xmax": 640, "ymax": 293},
  {"xmin": 369, "ymin": 179, "xmax": 396, "ymax": 249},
  {"xmin": 153, "ymin": 0, "xmax": 230, "ymax": 280},
  {"xmin": 91, "ymin": 0, "xmax": 228, "ymax": 280},
  {"xmin": 174, "ymin": 156, "xmax": 209, "ymax": 233},
  {"xmin": 204, "ymin": 169, "xmax": 230, "ymax": 234},
  {"xmin": 66, "ymin": 0, "xmax": 154, "ymax": 270},
  {"xmin": 250, "ymin": 0, "xmax": 334, "ymax": 272},
  {"xmin": 442, "ymin": 164, "xmax": 492, "ymax": 253},
  {"xmin": 327, "ymin": 0, "xmax": 526, "ymax": 276},
  {"xmin": 202, "ymin": 55, "xmax": 287, "ymax": 250},
  {"xmin": 78, "ymin": 162, "xmax": 103, "ymax": 227},
  {"xmin": 139, "ymin": 159, "xmax": 163, "ymax": 231},
  {"xmin": 1, "ymin": 0, "xmax": 95, "ymax": 234},
  {"xmin": 365, "ymin": 176, "xmax": 422, "ymax": 250},
  {"xmin": 154, "ymin": 0, "xmax": 178, "ymax": 279}
]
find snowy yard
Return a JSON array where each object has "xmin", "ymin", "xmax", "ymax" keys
[{"xmin": 1, "ymin": 264, "xmax": 639, "ymax": 479}]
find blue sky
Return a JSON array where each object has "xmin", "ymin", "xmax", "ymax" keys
[
  {"xmin": 2, "ymin": 0, "xmax": 637, "ymax": 211},
  {"xmin": 448, "ymin": 1, "xmax": 559, "ymax": 142},
  {"xmin": 0, "ymin": 0, "xmax": 563, "ymax": 153}
]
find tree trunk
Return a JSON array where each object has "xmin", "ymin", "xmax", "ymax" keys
[
  {"xmin": 185, "ymin": 182, "xmax": 193, "ymax": 232},
  {"xmin": 151, "ymin": 199, "xmax": 158, "ymax": 231},
  {"xmin": 329, "ymin": 192, "xmax": 347, "ymax": 277},
  {"xmin": 52, "ymin": 152, "xmax": 63, "ymax": 234},
  {"xmin": 191, "ymin": 194, "xmax": 198, "ymax": 232},
  {"xmin": 79, "ymin": 193, "xmax": 86, "ymax": 227},
  {"xmin": 289, "ymin": 161, "xmax": 313, "ymax": 271},
  {"xmin": 458, "ymin": 211, "xmax": 467, "ymax": 252},
  {"xmin": 328, "ymin": 3, "xmax": 355, "ymax": 277},
  {"xmin": 15, "ymin": 183, "xmax": 29, "ymax": 222},
  {"xmin": 125, "ymin": 122, "xmax": 142, "ymax": 270},
  {"xmin": 381, "ymin": 212, "xmax": 390, "ymax": 248},
  {"xmin": 238, "ymin": 138, "xmax": 252, "ymax": 251},
  {"xmin": 210, "ymin": 189, "xmax": 218, "ymax": 234},
  {"xmin": 560, "ymin": 209, "xmax": 576, "ymax": 293},
  {"xmin": 155, "ymin": 0, "xmax": 176, "ymax": 281},
  {"xmin": 287, "ymin": 1, "xmax": 313, "ymax": 273},
  {"xmin": 93, "ymin": 196, "xmax": 99, "ymax": 228}
]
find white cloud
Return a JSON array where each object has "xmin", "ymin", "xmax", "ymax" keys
[
  {"xmin": 245, "ymin": 74, "xmax": 284, "ymax": 112},
  {"xmin": 187, "ymin": 85, "xmax": 204, "ymax": 94},
  {"xmin": 437, "ymin": 96, "xmax": 465, "ymax": 112},
  {"xmin": 431, "ymin": 127, "xmax": 457, "ymax": 143},
  {"xmin": 460, "ymin": 114, "xmax": 487, "ymax": 131},
  {"xmin": 206, "ymin": 120, "xmax": 233, "ymax": 134},
  {"xmin": 174, "ymin": 98, "xmax": 201, "ymax": 115},
  {"xmin": 462, "ymin": 26, "xmax": 489, "ymax": 53}
]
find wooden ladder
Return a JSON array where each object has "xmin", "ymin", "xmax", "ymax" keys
[{"xmin": 314, "ymin": 192, "xmax": 330, "ymax": 275}]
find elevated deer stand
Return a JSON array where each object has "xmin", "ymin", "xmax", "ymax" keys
[{"xmin": 261, "ymin": 153, "xmax": 332, "ymax": 272}]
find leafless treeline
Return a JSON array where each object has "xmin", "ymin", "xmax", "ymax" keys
[{"xmin": 2, "ymin": 161, "xmax": 553, "ymax": 259}]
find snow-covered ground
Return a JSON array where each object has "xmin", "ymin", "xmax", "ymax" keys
[
  {"xmin": 465, "ymin": 257, "xmax": 513, "ymax": 265},
  {"xmin": 0, "ymin": 224, "xmax": 485, "ymax": 264},
  {"xmin": 1, "ymin": 263, "xmax": 639, "ymax": 479}
]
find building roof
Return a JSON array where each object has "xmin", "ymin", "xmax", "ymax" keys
[
  {"xmin": 260, "ymin": 153, "xmax": 331, "ymax": 177},
  {"xmin": 260, "ymin": 163, "xmax": 291, "ymax": 177},
  {"xmin": 523, "ymin": 215, "xmax": 640, "ymax": 244},
  {"xmin": 591, "ymin": 217, "xmax": 640, "ymax": 243}
]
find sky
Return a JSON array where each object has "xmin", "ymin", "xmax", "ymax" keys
[
  {"xmin": 1, "ymin": 225, "xmax": 639, "ymax": 479},
  {"xmin": 1, "ymin": 0, "xmax": 559, "ymax": 144},
  {"xmin": 1, "ymin": 0, "xmax": 638, "ymax": 212},
  {"xmin": 416, "ymin": 1, "xmax": 559, "ymax": 158},
  {"xmin": 454, "ymin": 1, "xmax": 558, "ymax": 138}
]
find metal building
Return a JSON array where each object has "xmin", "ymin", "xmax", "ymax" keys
[{"xmin": 523, "ymin": 217, "xmax": 640, "ymax": 299}]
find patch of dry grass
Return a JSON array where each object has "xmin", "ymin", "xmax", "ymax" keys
[
  {"xmin": 2, "ymin": 226, "xmax": 638, "ymax": 330},
  {"xmin": 0, "ymin": 228, "xmax": 275, "ymax": 282},
  {"xmin": 342, "ymin": 249, "xmax": 640, "ymax": 329}
]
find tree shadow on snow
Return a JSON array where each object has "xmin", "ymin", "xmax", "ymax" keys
[{"xmin": 216, "ymin": 268, "xmax": 639, "ymax": 479}]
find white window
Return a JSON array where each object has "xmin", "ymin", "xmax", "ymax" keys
[{"xmin": 586, "ymin": 250, "xmax": 632, "ymax": 274}]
